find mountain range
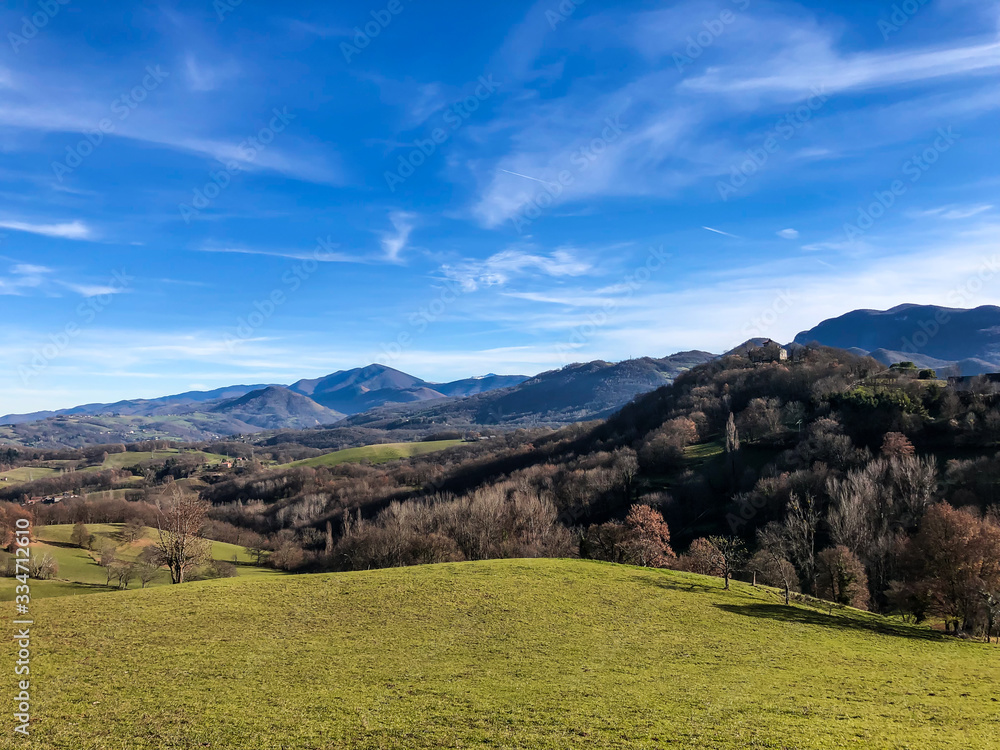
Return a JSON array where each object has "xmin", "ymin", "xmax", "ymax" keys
[
  {"xmin": 0, "ymin": 354, "xmax": 712, "ymax": 447},
  {"xmin": 341, "ymin": 353, "xmax": 715, "ymax": 429},
  {"xmin": 7, "ymin": 303, "xmax": 1000, "ymax": 448},
  {"xmin": 794, "ymin": 304, "xmax": 1000, "ymax": 375},
  {"xmin": 0, "ymin": 368, "xmax": 529, "ymax": 427},
  {"xmin": 286, "ymin": 367, "xmax": 528, "ymax": 414}
]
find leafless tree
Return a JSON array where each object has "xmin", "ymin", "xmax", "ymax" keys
[
  {"xmin": 707, "ymin": 535, "xmax": 747, "ymax": 590},
  {"xmin": 829, "ymin": 455, "xmax": 937, "ymax": 603},
  {"xmin": 243, "ymin": 531, "xmax": 268, "ymax": 566},
  {"xmin": 981, "ymin": 591, "xmax": 1000, "ymax": 644},
  {"xmin": 99, "ymin": 543, "xmax": 117, "ymax": 568},
  {"xmin": 612, "ymin": 448, "xmax": 639, "ymax": 502},
  {"xmin": 120, "ymin": 517, "xmax": 145, "ymax": 543},
  {"xmin": 738, "ymin": 398, "xmax": 782, "ymax": 442},
  {"xmin": 27, "ymin": 553, "xmax": 58, "ymax": 580},
  {"xmin": 154, "ymin": 487, "xmax": 211, "ymax": 584},
  {"xmin": 677, "ymin": 537, "xmax": 725, "ymax": 576},
  {"xmin": 756, "ymin": 525, "xmax": 798, "ymax": 605},
  {"xmin": 725, "ymin": 412, "xmax": 740, "ymax": 453},
  {"xmin": 136, "ymin": 548, "xmax": 160, "ymax": 588},
  {"xmin": 70, "ymin": 521, "xmax": 89, "ymax": 548},
  {"xmin": 725, "ymin": 413, "xmax": 741, "ymax": 481},
  {"xmin": 784, "ymin": 493, "xmax": 820, "ymax": 593},
  {"xmin": 113, "ymin": 561, "xmax": 135, "ymax": 590}
]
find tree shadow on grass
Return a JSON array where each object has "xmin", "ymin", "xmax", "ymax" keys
[
  {"xmin": 714, "ymin": 602, "xmax": 946, "ymax": 642},
  {"xmin": 634, "ymin": 572, "xmax": 759, "ymax": 599},
  {"xmin": 61, "ymin": 581, "xmax": 115, "ymax": 591},
  {"xmin": 38, "ymin": 540, "xmax": 79, "ymax": 550}
]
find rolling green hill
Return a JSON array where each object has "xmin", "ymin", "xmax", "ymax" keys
[
  {"xmin": 6, "ymin": 558, "xmax": 998, "ymax": 748},
  {"xmin": 288, "ymin": 439, "xmax": 464, "ymax": 467},
  {"xmin": 87, "ymin": 448, "xmax": 231, "ymax": 471},
  {"xmin": 0, "ymin": 523, "xmax": 281, "ymax": 600},
  {"xmin": 0, "ymin": 449, "xmax": 230, "ymax": 489},
  {"xmin": 0, "ymin": 466, "xmax": 61, "ymax": 485}
]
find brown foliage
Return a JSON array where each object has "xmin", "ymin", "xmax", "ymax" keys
[
  {"xmin": 676, "ymin": 537, "xmax": 725, "ymax": 576},
  {"xmin": 583, "ymin": 504, "xmax": 676, "ymax": 568},
  {"xmin": 621, "ymin": 504, "xmax": 675, "ymax": 567},
  {"xmin": 332, "ymin": 481, "xmax": 573, "ymax": 571},
  {"xmin": 894, "ymin": 503, "xmax": 1000, "ymax": 632},
  {"xmin": 816, "ymin": 545, "xmax": 869, "ymax": 609},
  {"xmin": 881, "ymin": 432, "xmax": 915, "ymax": 458}
]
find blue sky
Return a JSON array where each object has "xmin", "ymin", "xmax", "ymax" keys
[{"xmin": 1, "ymin": 0, "xmax": 1000, "ymax": 413}]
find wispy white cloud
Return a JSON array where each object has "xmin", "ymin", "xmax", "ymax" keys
[
  {"xmin": 909, "ymin": 203, "xmax": 993, "ymax": 220},
  {"xmin": 0, "ymin": 263, "xmax": 50, "ymax": 295},
  {"xmin": 800, "ymin": 240, "xmax": 872, "ymax": 254},
  {"xmin": 380, "ymin": 211, "xmax": 417, "ymax": 262},
  {"xmin": 464, "ymin": 4, "xmax": 1000, "ymax": 228},
  {"xmin": 197, "ymin": 245, "xmax": 368, "ymax": 263},
  {"xmin": 0, "ymin": 219, "xmax": 91, "ymax": 239},
  {"xmin": 777, "ymin": 228, "xmax": 799, "ymax": 239},
  {"xmin": 702, "ymin": 226, "xmax": 742, "ymax": 239},
  {"xmin": 469, "ymin": 99, "xmax": 699, "ymax": 227},
  {"xmin": 11, "ymin": 263, "xmax": 52, "ymax": 275},
  {"xmin": 0, "ymin": 261, "xmax": 119, "ymax": 298},
  {"xmin": 284, "ymin": 19, "xmax": 352, "ymax": 38},
  {"xmin": 440, "ymin": 247, "xmax": 592, "ymax": 291},
  {"xmin": 183, "ymin": 53, "xmax": 240, "ymax": 92},
  {"xmin": 58, "ymin": 281, "xmax": 127, "ymax": 297},
  {"xmin": 683, "ymin": 38, "xmax": 1000, "ymax": 99},
  {"xmin": 0, "ymin": 80, "xmax": 342, "ymax": 185}
]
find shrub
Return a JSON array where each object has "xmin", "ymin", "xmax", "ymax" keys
[
  {"xmin": 816, "ymin": 545, "xmax": 869, "ymax": 610},
  {"xmin": 676, "ymin": 538, "xmax": 725, "ymax": 576},
  {"xmin": 270, "ymin": 542, "xmax": 306, "ymax": 571}
]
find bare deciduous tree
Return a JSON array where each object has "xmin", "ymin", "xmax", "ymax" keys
[
  {"xmin": 725, "ymin": 412, "xmax": 741, "ymax": 454},
  {"xmin": 756, "ymin": 524, "xmax": 798, "ymax": 605},
  {"xmin": 99, "ymin": 543, "xmax": 117, "ymax": 568},
  {"xmin": 70, "ymin": 521, "xmax": 89, "ymax": 548},
  {"xmin": 136, "ymin": 548, "xmax": 161, "ymax": 588},
  {"xmin": 121, "ymin": 517, "xmax": 145, "ymax": 543},
  {"xmin": 707, "ymin": 535, "xmax": 747, "ymax": 590},
  {"xmin": 27, "ymin": 553, "xmax": 58, "ymax": 580},
  {"xmin": 112, "ymin": 561, "xmax": 135, "ymax": 590},
  {"xmin": 154, "ymin": 487, "xmax": 211, "ymax": 584},
  {"xmin": 243, "ymin": 531, "xmax": 268, "ymax": 566},
  {"xmin": 620, "ymin": 504, "xmax": 676, "ymax": 568},
  {"xmin": 829, "ymin": 455, "xmax": 937, "ymax": 605},
  {"xmin": 784, "ymin": 493, "xmax": 820, "ymax": 594}
]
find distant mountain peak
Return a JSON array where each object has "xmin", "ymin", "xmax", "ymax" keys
[
  {"xmin": 210, "ymin": 386, "xmax": 343, "ymax": 430},
  {"xmin": 795, "ymin": 304, "xmax": 1000, "ymax": 375}
]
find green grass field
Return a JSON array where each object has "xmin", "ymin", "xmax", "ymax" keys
[
  {"xmin": 6, "ymin": 558, "xmax": 999, "ymax": 749},
  {"xmin": 83, "ymin": 448, "xmax": 231, "ymax": 472},
  {"xmin": 0, "ymin": 449, "xmax": 230, "ymax": 489},
  {"xmin": 289, "ymin": 439, "xmax": 464, "ymax": 468},
  {"xmin": 0, "ymin": 466, "xmax": 61, "ymax": 484},
  {"xmin": 684, "ymin": 440, "xmax": 724, "ymax": 462},
  {"xmin": 0, "ymin": 524, "xmax": 281, "ymax": 601}
]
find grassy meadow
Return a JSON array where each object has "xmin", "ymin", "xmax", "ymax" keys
[
  {"xmin": 0, "ymin": 466, "xmax": 61, "ymax": 485},
  {"xmin": 85, "ymin": 448, "xmax": 231, "ymax": 471},
  {"xmin": 289, "ymin": 439, "xmax": 464, "ymax": 468},
  {"xmin": 0, "ymin": 449, "xmax": 231, "ymax": 489},
  {"xmin": 5, "ymin": 558, "xmax": 999, "ymax": 749},
  {"xmin": 0, "ymin": 523, "xmax": 280, "ymax": 601}
]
